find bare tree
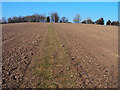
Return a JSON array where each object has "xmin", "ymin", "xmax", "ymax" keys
[
  {"xmin": 2, "ymin": 17, "xmax": 7, "ymax": 24},
  {"xmin": 55, "ymin": 12, "xmax": 59, "ymax": 23},
  {"xmin": 73, "ymin": 14, "xmax": 81, "ymax": 23},
  {"xmin": 51, "ymin": 12, "xmax": 55, "ymax": 22},
  {"xmin": 39, "ymin": 14, "xmax": 46, "ymax": 22},
  {"xmin": 34, "ymin": 13, "xmax": 40, "ymax": 22}
]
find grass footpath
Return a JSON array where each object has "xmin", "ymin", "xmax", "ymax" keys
[{"xmin": 35, "ymin": 23, "xmax": 78, "ymax": 88}]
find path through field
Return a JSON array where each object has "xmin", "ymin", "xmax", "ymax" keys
[{"xmin": 2, "ymin": 23, "xmax": 118, "ymax": 88}]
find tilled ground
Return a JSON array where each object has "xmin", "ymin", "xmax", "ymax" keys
[{"xmin": 2, "ymin": 23, "xmax": 118, "ymax": 88}]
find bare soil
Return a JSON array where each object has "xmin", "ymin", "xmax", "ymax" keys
[{"xmin": 2, "ymin": 23, "xmax": 118, "ymax": 88}]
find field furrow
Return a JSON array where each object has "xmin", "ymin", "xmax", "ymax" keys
[{"xmin": 2, "ymin": 23, "xmax": 118, "ymax": 88}]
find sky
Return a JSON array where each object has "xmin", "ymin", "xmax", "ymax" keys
[
  {"xmin": 1, "ymin": 0, "xmax": 120, "ymax": 2},
  {"xmin": 2, "ymin": 2, "xmax": 118, "ymax": 23}
]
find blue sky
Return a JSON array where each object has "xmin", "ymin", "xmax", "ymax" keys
[
  {"xmin": 1, "ymin": 0, "xmax": 119, "ymax": 2},
  {"xmin": 2, "ymin": 2, "xmax": 118, "ymax": 23}
]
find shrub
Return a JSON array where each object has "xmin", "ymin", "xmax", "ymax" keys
[
  {"xmin": 106, "ymin": 20, "xmax": 111, "ymax": 25},
  {"xmin": 60, "ymin": 17, "xmax": 69, "ymax": 23},
  {"xmin": 95, "ymin": 18, "xmax": 104, "ymax": 25},
  {"xmin": 81, "ymin": 20, "xmax": 87, "ymax": 24},
  {"xmin": 47, "ymin": 16, "xmax": 50, "ymax": 22},
  {"xmin": 111, "ymin": 21, "xmax": 119, "ymax": 26}
]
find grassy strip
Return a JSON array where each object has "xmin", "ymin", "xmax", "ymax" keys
[{"xmin": 35, "ymin": 24, "xmax": 77, "ymax": 88}]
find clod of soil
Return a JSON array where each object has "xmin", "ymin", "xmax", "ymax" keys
[
  {"xmin": 72, "ymin": 57, "xmax": 75, "ymax": 60},
  {"xmin": 61, "ymin": 44, "xmax": 65, "ymax": 47}
]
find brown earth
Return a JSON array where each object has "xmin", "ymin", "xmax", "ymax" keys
[{"xmin": 2, "ymin": 23, "xmax": 118, "ymax": 88}]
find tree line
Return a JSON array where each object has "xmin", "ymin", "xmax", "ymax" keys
[
  {"xmin": 0, "ymin": 12, "xmax": 69, "ymax": 24},
  {"xmin": 81, "ymin": 17, "xmax": 119, "ymax": 26},
  {"xmin": 73, "ymin": 14, "xmax": 119, "ymax": 26},
  {"xmin": 0, "ymin": 12, "xmax": 119, "ymax": 26}
]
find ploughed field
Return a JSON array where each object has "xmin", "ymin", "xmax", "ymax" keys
[{"xmin": 2, "ymin": 23, "xmax": 118, "ymax": 88}]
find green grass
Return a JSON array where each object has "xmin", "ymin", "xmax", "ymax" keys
[{"xmin": 35, "ymin": 23, "xmax": 77, "ymax": 88}]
